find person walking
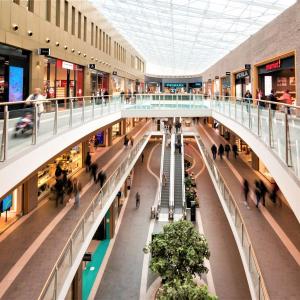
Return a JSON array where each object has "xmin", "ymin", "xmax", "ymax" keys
[
  {"xmin": 243, "ymin": 179, "xmax": 250, "ymax": 208},
  {"xmin": 269, "ymin": 90, "xmax": 277, "ymax": 111},
  {"xmin": 55, "ymin": 178, "xmax": 64, "ymax": 207},
  {"xmin": 225, "ymin": 144, "xmax": 231, "ymax": 159},
  {"xmin": 26, "ymin": 88, "xmax": 45, "ymax": 129},
  {"xmin": 211, "ymin": 144, "xmax": 217, "ymax": 160},
  {"xmin": 135, "ymin": 192, "xmax": 140, "ymax": 208},
  {"xmin": 73, "ymin": 178, "xmax": 82, "ymax": 208},
  {"xmin": 218, "ymin": 144, "xmax": 225, "ymax": 160},
  {"xmin": 85, "ymin": 152, "xmax": 92, "ymax": 172},
  {"xmin": 141, "ymin": 152, "xmax": 144, "ymax": 163},
  {"xmin": 90, "ymin": 162, "xmax": 98, "ymax": 183},
  {"xmin": 162, "ymin": 173, "xmax": 167, "ymax": 187},
  {"xmin": 270, "ymin": 183, "xmax": 279, "ymax": 206},
  {"xmin": 97, "ymin": 170, "xmax": 107, "ymax": 188},
  {"xmin": 124, "ymin": 135, "xmax": 129, "ymax": 148},
  {"xmin": 232, "ymin": 144, "xmax": 238, "ymax": 159},
  {"xmin": 259, "ymin": 180, "xmax": 268, "ymax": 207},
  {"xmin": 130, "ymin": 136, "xmax": 134, "ymax": 147},
  {"xmin": 254, "ymin": 180, "xmax": 261, "ymax": 208}
]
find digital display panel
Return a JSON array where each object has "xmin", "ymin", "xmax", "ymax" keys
[
  {"xmin": 9, "ymin": 66, "xmax": 24, "ymax": 102},
  {"xmin": 1, "ymin": 194, "xmax": 12, "ymax": 212}
]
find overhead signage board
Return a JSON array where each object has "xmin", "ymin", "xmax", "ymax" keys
[
  {"xmin": 164, "ymin": 83, "xmax": 185, "ymax": 88},
  {"xmin": 112, "ymin": 71, "xmax": 117, "ymax": 76},
  {"xmin": 62, "ymin": 61, "xmax": 74, "ymax": 70},
  {"xmin": 226, "ymin": 72, "xmax": 231, "ymax": 76},
  {"xmin": 236, "ymin": 70, "xmax": 249, "ymax": 80},
  {"xmin": 38, "ymin": 48, "xmax": 51, "ymax": 56},
  {"xmin": 266, "ymin": 60, "xmax": 281, "ymax": 71},
  {"xmin": 245, "ymin": 64, "xmax": 251, "ymax": 70},
  {"xmin": 88, "ymin": 64, "xmax": 96, "ymax": 70}
]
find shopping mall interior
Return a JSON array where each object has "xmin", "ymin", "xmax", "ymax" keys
[{"xmin": 0, "ymin": 1, "xmax": 300, "ymax": 300}]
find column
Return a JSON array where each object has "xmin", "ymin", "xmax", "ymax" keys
[
  {"xmin": 30, "ymin": 53, "xmax": 44, "ymax": 93},
  {"xmin": 121, "ymin": 119, "xmax": 127, "ymax": 135},
  {"xmin": 83, "ymin": 68, "xmax": 91, "ymax": 96},
  {"xmin": 72, "ymin": 262, "xmax": 83, "ymax": 300},
  {"xmin": 132, "ymin": 118, "xmax": 135, "ymax": 127},
  {"xmin": 23, "ymin": 173, "xmax": 38, "ymax": 214},
  {"xmin": 107, "ymin": 127, "xmax": 112, "ymax": 146}
]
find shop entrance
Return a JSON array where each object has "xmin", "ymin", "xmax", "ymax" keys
[
  {"xmin": 91, "ymin": 71, "xmax": 109, "ymax": 95},
  {"xmin": 235, "ymin": 70, "xmax": 251, "ymax": 98}
]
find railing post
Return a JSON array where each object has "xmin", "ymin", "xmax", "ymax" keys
[
  {"xmin": 70, "ymin": 239, "xmax": 73, "ymax": 264},
  {"xmin": 0, "ymin": 105, "xmax": 9, "ymax": 161},
  {"xmin": 248, "ymin": 101, "xmax": 251, "ymax": 129},
  {"xmin": 241, "ymin": 223, "xmax": 244, "ymax": 245},
  {"xmin": 284, "ymin": 107, "xmax": 289, "ymax": 166},
  {"xmin": 101, "ymin": 100, "xmax": 104, "ymax": 115},
  {"xmin": 54, "ymin": 266, "xmax": 58, "ymax": 300},
  {"xmin": 53, "ymin": 100, "xmax": 58, "ymax": 135},
  {"xmin": 234, "ymin": 101, "xmax": 237, "ymax": 120},
  {"xmin": 241, "ymin": 100, "xmax": 244, "ymax": 124},
  {"xmin": 32, "ymin": 103, "xmax": 38, "ymax": 145},
  {"xmin": 92, "ymin": 96, "xmax": 95, "ymax": 119},
  {"xmin": 81, "ymin": 98, "xmax": 85, "ymax": 123},
  {"xmin": 69, "ymin": 99, "xmax": 73, "ymax": 128},
  {"xmin": 257, "ymin": 105, "xmax": 260, "ymax": 136},
  {"xmin": 268, "ymin": 107, "xmax": 272, "ymax": 147}
]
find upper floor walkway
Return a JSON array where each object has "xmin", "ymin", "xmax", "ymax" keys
[{"xmin": 1, "ymin": 94, "xmax": 300, "ymax": 222}]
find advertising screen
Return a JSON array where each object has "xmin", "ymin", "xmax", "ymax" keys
[
  {"xmin": 9, "ymin": 66, "xmax": 24, "ymax": 102},
  {"xmin": 96, "ymin": 131, "xmax": 104, "ymax": 144},
  {"xmin": 1, "ymin": 194, "xmax": 13, "ymax": 213}
]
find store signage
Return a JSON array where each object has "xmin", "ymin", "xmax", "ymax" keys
[
  {"xmin": 215, "ymin": 76, "xmax": 219, "ymax": 79},
  {"xmin": 208, "ymin": 79, "xmax": 212, "ymax": 83},
  {"xmin": 0, "ymin": 194, "xmax": 12, "ymax": 213},
  {"xmin": 113, "ymin": 71, "xmax": 118, "ymax": 75},
  {"xmin": 165, "ymin": 83, "xmax": 185, "ymax": 88},
  {"xmin": 88, "ymin": 64, "xmax": 96, "ymax": 70},
  {"xmin": 83, "ymin": 253, "xmax": 92, "ymax": 262},
  {"xmin": 38, "ymin": 48, "xmax": 51, "ymax": 56},
  {"xmin": 266, "ymin": 60, "xmax": 281, "ymax": 71},
  {"xmin": 226, "ymin": 72, "xmax": 231, "ymax": 76},
  {"xmin": 236, "ymin": 70, "xmax": 249, "ymax": 80},
  {"xmin": 62, "ymin": 61, "xmax": 74, "ymax": 70},
  {"xmin": 245, "ymin": 64, "xmax": 251, "ymax": 70}
]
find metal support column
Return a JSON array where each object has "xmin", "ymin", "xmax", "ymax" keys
[
  {"xmin": 0, "ymin": 105, "xmax": 9, "ymax": 161},
  {"xmin": 32, "ymin": 103, "xmax": 38, "ymax": 145},
  {"xmin": 53, "ymin": 100, "xmax": 58, "ymax": 135}
]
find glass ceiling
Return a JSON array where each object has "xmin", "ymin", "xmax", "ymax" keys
[{"xmin": 90, "ymin": 0, "xmax": 296, "ymax": 75}]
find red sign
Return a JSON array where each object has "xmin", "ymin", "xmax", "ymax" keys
[{"xmin": 266, "ymin": 60, "xmax": 281, "ymax": 71}]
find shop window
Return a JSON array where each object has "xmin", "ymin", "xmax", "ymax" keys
[
  {"xmin": 91, "ymin": 22, "xmax": 94, "ymax": 46},
  {"xmin": 83, "ymin": 16, "xmax": 87, "ymax": 42},
  {"xmin": 78, "ymin": 11, "xmax": 81, "ymax": 39},
  {"xmin": 99, "ymin": 29, "xmax": 102, "ymax": 50},
  {"xmin": 95, "ymin": 26, "xmax": 98, "ymax": 49},
  {"xmin": 71, "ymin": 6, "xmax": 75, "ymax": 35},
  {"xmin": 56, "ymin": 0, "xmax": 60, "ymax": 27},
  {"xmin": 27, "ymin": 0, "xmax": 34, "ymax": 12},
  {"xmin": 38, "ymin": 144, "xmax": 82, "ymax": 200},
  {"xmin": 46, "ymin": 0, "xmax": 51, "ymax": 22},
  {"xmin": 109, "ymin": 37, "xmax": 111, "ymax": 56},
  {"xmin": 64, "ymin": 0, "xmax": 68, "ymax": 32},
  {"xmin": 103, "ymin": 31, "xmax": 106, "ymax": 52}
]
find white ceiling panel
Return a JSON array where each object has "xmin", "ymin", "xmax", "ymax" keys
[{"xmin": 90, "ymin": 0, "xmax": 296, "ymax": 75}]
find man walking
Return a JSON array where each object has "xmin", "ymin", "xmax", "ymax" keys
[
  {"xmin": 218, "ymin": 144, "xmax": 225, "ymax": 160},
  {"xmin": 211, "ymin": 144, "xmax": 217, "ymax": 160},
  {"xmin": 135, "ymin": 192, "xmax": 140, "ymax": 208}
]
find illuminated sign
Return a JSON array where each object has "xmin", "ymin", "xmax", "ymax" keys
[
  {"xmin": 266, "ymin": 60, "xmax": 281, "ymax": 71},
  {"xmin": 62, "ymin": 61, "xmax": 74, "ymax": 70},
  {"xmin": 165, "ymin": 83, "xmax": 185, "ymax": 88},
  {"xmin": 236, "ymin": 70, "xmax": 249, "ymax": 80}
]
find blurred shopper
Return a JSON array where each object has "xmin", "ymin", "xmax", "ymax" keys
[
  {"xmin": 55, "ymin": 178, "xmax": 64, "ymax": 207},
  {"xmin": 254, "ymin": 180, "xmax": 261, "ymax": 208},
  {"xmin": 259, "ymin": 180, "xmax": 268, "ymax": 207},
  {"xmin": 232, "ymin": 144, "xmax": 238, "ymax": 159},
  {"xmin": 85, "ymin": 152, "xmax": 92, "ymax": 172},
  {"xmin": 26, "ymin": 88, "xmax": 45, "ymax": 129},
  {"xmin": 211, "ymin": 144, "xmax": 217, "ymax": 160},
  {"xmin": 97, "ymin": 170, "xmax": 107, "ymax": 188},
  {"xmin": 268, "ymin": 90, "xmax": 277, "ymax": 111},
  {"xmin": 243, "ymin": 179, "xmax": 250, "ymax": 208},
  {"xmin": 90, "ymin": 162, "xmax": 98, "ymax": 183},
  {"xmin": 270, "ymin": 183, "xmax": 280, "ymax": 206},
  {"xmin": 104, "ymin": 89, "xmax": 109, "ymax": 104},
  {"xmin": 136, "ymin": 192, "xmax": 140, "ymax": 208},
  {"xmin": 162, "ymin": 173, "xmax": 167, "ymax": 187},
  {"xmin": 244, "ymin": 90, "xmax": 252, "ymax": 111},
  {"xmin": 130, "ymin": 136, "xmax": 134, "ymax": 147},
  {"xmin": 279, "ymin": 90, "xmax": 292, "ymax": 114},
  {"xmin": 141, "ymin": 152, "xmax": 144, "ymax": 163},
  {"xmin": 124, "ymin": 135, "xmax": 129, "ymax": 148},
  {"xmin": 55, "ymin": 163, "xmax": 63, "ymax": 179},
  {"xmin": 225, "ymin": 144, "xmax": 231, "ymax": 159},
  {"xmin": 218, "ymin": 144, "xmax": 224, "ymax": 160},
  {"xmin": 73, "ymin": 178, "xmax": 82, "ymax": 208}
]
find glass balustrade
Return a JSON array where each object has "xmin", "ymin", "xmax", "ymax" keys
[
  {"xmin": 196, "ymin": 136, "xmax": 268, "ymax": 300},
  {"xmin": 38, "ymin": 134, "xmax": 149, "ymax": 300}
]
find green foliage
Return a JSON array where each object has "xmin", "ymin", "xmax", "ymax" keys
[
  {"xmin": 148, "ymin": 220, "xmax": 210, "ymax": 282},
  {"xmin": 157, "ymin": 278, "xmax": 218, "ymax": 300},
  {"xmin": 185, "ymin": 177, "xmax": 193, "ymax": 188}
]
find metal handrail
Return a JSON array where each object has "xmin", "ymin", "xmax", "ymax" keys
[
  {"xmin": 180, "ymin": 133, "xmax": 186, "ymax": 214},
  {"xmin": 38, "ymin": 132, "xmax": 150, "ymax": 300},
  {"xmin": 157, "ymin": 133, "xmax": 166, "ymax": 214},
  {"xmin": 169, "ymin": 133, "xmax": 175, "ymax": 209},
  {"xmin": 196, "ymin": 136, "xmax": 269, "ymax": 300}
]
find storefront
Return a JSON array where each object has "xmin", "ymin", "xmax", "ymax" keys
[
  {"xmin": 112, "ymin": 123, "xmax": 121, "ymax": 140},
  {"xmin": 164, "ymin": 83, "xmax": 186, "ymax": 93},
  {"xmin": 91, "ymin": 70, "xmax": 109, "ymax": 95},
  {"xmin": 111, "ymin": 75, "xmax": 125, "ymax": 94},
  {"xmin": 125, "ymin": 78, "xmax": 134, "ymax": 94},
  {"xmin": 43, "ymin": 58, "xmax": 84, "ymax": 99},
  {"xmin": 0, "ymin": 186, "xmax": 23, "ymax": 233},
  {"xmin": 37, "ymin": 144, "xmax": 83, "ymax": 200},
  {"xmin": 257, "ymin": 55, "xmax": 295, "ymax": 100},
  {"xmin": 221, "ymin": 75, "xmax": 231, "ymax": 96},
  {"xmin": 188, "ymin": 82, "xmax": 202, "ymax": 93},
  {"xmin": 235, "ymin": 70, "xmax": 251, "ymax": 98},
  {"xmin": 0, "ymin": 43, "xmax": 30, "ymax": 103},
  {"xmin": 214, "ymin": 78, "xmax": 220, "ymax": 97}
]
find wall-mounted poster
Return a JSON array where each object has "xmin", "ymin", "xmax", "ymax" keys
[
  {"xmin": 9, "ymin": 66, "xmax": 24, "ymax": 101},
  {"xmin": 289, "ymin": 77, "xmax": 296, "ymax": 86},
  {"xmin": 277, "ymin": 77, "xmax": 287, "ymax": 87},
  {"xmin": 0, "ymin": 194, "xmax": 12, "ymax": 213}
]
